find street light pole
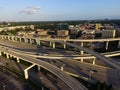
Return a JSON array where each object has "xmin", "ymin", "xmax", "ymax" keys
[{"xmin": 89, "ymin": 70, "xmax": 94, "ymax": 80}]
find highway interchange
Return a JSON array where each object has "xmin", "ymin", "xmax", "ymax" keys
[
  {"xmin": 0, "ymin": 37, "xmax": 120, "ymax": 89},
  {"xmin": 0, "ymin": 39, "xmax": 87, "ymax": 90}
]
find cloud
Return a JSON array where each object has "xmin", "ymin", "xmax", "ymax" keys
[{"xmin": 19, "ymin": 6, "xmax": 41, "ymax": 15}]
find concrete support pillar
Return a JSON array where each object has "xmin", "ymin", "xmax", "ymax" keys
[
  {"xmin": 106, "ymin": 41, "xmax": 109, "ymax": 50},
  {"xmin": 9, "ymin": 37, "xmax": 11, "ymax": 40},
  {"xmin": 7, "ymin": 37, "xmax": 8, "ymax": 40},
  {"xmin": 2, "ymin": 36, "xmax": 4, "ymax": 39},
  {"xmin": 50, "ymin": 42, "xmax": 52, "ymax": 47},
  {"xmin": 3, "ymin": 36, "xmax": 5, "ymax": 39},
  {"xmin": 36, "ymin": 40, "xmax": 41, "ymax": 46},
  {"xmin": 39, "ymin": 40, "xmax": 41, "ymax": 46},
  {"xmin": 5, "ymin": 36, "xmax": 7, "ymax": 40},
  {"xmin": 1, "ymin": 36, "xmax": 3, "ymax": 39},
  {"xmin": 92, "ymin": 58, "xmax": 96, "ymax": 65},
  {"xmin": 80, "ymin": 42, "xmax": 84, "ymax": 55},
  {"xmin": 61, "ymin": 64, "xmax": 65, "ymax": 71},
  {"xmin": 14, "ymin": 37, "xmax": 16, "ymax": 41},
  {"xmin": 3, "ymin": 36, "xmax": 5, "ymax": 40},
  {"xmin": 0, "ymin": 52, "xmax": 1, "ymax": 56},
  {"xmin": 24, "ymin": 64, "xmax": 36, "ymax": 79},
  {"xmin": 24, "ymin": 70, "xmax": 29, "ymax": 79},
  {"xmin": 0, "ymin": 36, "xmax": 2, "ymax": 39},
  {"xmin": 6, "ymin": 54, "xmax": 9, "ymax": 59},
  {"xmin": 61, "ymin": 66, "xmax": 64, "ymax": 71},
  {"xmin": 19, "ymin": 38, "xmax": 22, "ymax": 42},
  {"xmin": 29, "ymin": 39, "xmax": 32, "ymax": 44},
  {"xmin": 9, "ymin": 54, "xmax": 13, "ymax": 58},
  {"xmin": 118, "ymin": 41, "xmax": 120, "ymax": 49},
  {"xmin": 52, "ymin": 42, "xmax": 55, "ymax": 49},
  {"xmin": 12, "ymin": 37, "xmax": 14, "ymax": 41},
  {"xmin": 37, "ymin": 66, "xmax": 41, "ymax": 71},
  {"xmin": 6, "ymin": 37, "xmax": 8, "ymax": 40},
  {"xmin": 5, "ymin": 37, "xmax": 7, "ymax": 40},
  {"xmin": 63, "ymin": 40, "xmax": 66, "ymax": 49},
  {"xmin": 6, "ymin": 36, "xmax": 7, "ymax": 40},
  {"xmin": 24, "ymin": 38, "xmax": 28, "ymax": 43},
  {"xmin": 10, "ymin": 37, "xmax": 12, "ymax": 41},
  {"xmin": 89, "ymin": 71, "xmax": 92, "ymax": 80},
  {"xmin": 81, "ymin": 58, "xmax": 84, "ymax": 62},
  {"xmin": 16, "ymin": 57, "xmax": 20, "ymax": 63},
  {"xmin": 8, "ymin": 37, "xmax": 11, "ymax": 41},
  {"xmin": 15, "ymin": 37, "xmax": 18, "ymax": 41}
]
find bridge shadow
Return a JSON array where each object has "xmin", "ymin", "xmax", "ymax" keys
[
  {"xmin": 14, "ymin": 61, "xmax": 24, "ymax": 74},
  {"xmin": 58, "ymin": 60, "xmax": 92, "ymax": 79},
  {"xmin": 45, "ymin": 74, "xmax": 61, "ymax": 90},
  {"xmin": 29, "ymin": 69, "xmax": 60, "ymax": 90},
  {"xmin": 106, "ymin": 66, "xmax": 120, "ymax": 89},
  {"xmin": 0, "ymin": 43, "xmax": 79, "ymax": 56}
]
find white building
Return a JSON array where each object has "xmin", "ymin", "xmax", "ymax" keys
[{"xmin": 102, "ymin": 29, "xmax": 116, "ymax": 38}]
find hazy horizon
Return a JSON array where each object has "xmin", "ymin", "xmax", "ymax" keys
[{"xmin": 0, "ymin": 0, "xmax": 120, "ymax": 21}]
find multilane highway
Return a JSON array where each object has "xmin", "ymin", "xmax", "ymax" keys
[
  {"xmin": 1, "ymin": 35, "xmax": 120, "ymax": 42},
  {"xmin": 0, "ymin": 39, "xmax": 119, "ymax": 60},
  {"xmin": 1, "ymin": 44, "xmax": 120, "ymax": 88},
  {"xmin": 0, "ymin": 47, "xmax": 87, "ymax": 90},
  {"xmin": 0, "ymin": 35, "xmax": 120, "ymax": 89}
]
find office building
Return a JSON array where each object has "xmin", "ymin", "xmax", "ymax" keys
[
  {"xmin": 57, "ymin": 30, "xmax": 69, "ymax": 36},
  {"xmin": 102, "ymin": 29, "xmax": 116, "ymax": 38},
  {"xmin": 56, "ymin": 30, "xmax": 70, "ymax": 39}
]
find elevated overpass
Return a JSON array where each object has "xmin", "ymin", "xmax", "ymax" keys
[
  {"xmin": 0, "ymin": 35, "xmax": 120, "ymax": 69},
  {"xmin": 1, "ymin": 44, "xmax": 120, "ymax": 65},
  {"xmin": 0, "ymin": 35, "xmax": 120, "ymax": 67},
  {"xmin": 0, "ymin": 35, "xmax": 120, "ymax": 50},
  {"xmin": 0, "ymin": 46, "xmax": 87, "ymax": 90},
  {"xmin": 0, "ymin": 35, "xmax": 120, "ymax": 89},
  {"xmin": 0, "ymin": 39, "xmax": 119, "ymax": 66},
  {"xmin": 1, "ymin": 35, "xmax": 120, "ymax": 42}
]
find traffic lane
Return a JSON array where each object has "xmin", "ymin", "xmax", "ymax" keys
[
  {"xmin": 59, "ymin": 59, "xmax": 120, "ymax": 86},
  {"xmin": 40, "ymin": 58, "xmax": 120, "ymax": 87},
  {"xmin": 3, "ymin": 49, "xmax": 87, "ymax": 90},
  {"xmin": 0, "ymin": 39, "xmax": 80, "ymax": 56}
]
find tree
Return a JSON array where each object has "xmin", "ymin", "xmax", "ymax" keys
[
  {"xmin": 102, "ymin": 82, "xmax": 107, "ymax": 90},
  {"xmin": 107, "ymin": 84, "xmax": 113, "ymax": 90},
  {"xmin": 96, "ymin": 81, "xmax": 101, "ymax": 90}
]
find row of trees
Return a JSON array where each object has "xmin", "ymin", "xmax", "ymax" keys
[{"xmin": 95, "ymin": 81, "xmax": 113, "ymax": 90}]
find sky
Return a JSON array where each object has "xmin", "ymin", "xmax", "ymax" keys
[{"xmin": 0, "ymin": 0, "xmax": 120, "ymax": 21}]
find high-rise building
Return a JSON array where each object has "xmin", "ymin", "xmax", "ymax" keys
[{"xmin": 102, "ymin": 30, "xmax": 116, "ymax": 38}]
